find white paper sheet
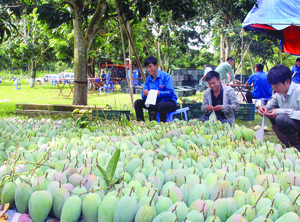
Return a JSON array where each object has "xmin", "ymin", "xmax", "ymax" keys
[
  {"xmin": 254, "ymin": 114, "xmax": 267, "ymax": 141},
  {"xmin": 145, "ymin": 90, "xmax": 158, "ymax": 107}
]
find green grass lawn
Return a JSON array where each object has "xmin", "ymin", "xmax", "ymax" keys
[{"xmin": 0, "ymin": 80, "xmax": 279, "ymax": 143}]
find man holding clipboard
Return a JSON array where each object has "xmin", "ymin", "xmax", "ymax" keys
[
  {"xmin": 134, "ymin": 56, "xmax": 177, "ymax": 122},
  {"xmin": 291, "ymin": 58, "xmax": 300, "ymax": 84}
]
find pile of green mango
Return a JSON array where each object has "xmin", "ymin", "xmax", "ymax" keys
[{"xmin": 0, "ymin": 117, "xmax": 300, "ymax": 222}]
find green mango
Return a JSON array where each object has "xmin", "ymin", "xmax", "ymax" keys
[
  {"xmin": 134, "ymin": 204, "xmax": 156, "ymax": 222},
  {"xmin": 98, "ymin": 195, "xmax": 119, "ymax": 222},
  {"xmin": 152, "ymin": 211, "xmax": 177, "ymax": 222},
  {"xmin": 15, "ymin": 183, "xmax": 33, "ymax": 213},
  {"xmin": 82, "ymin": 193, "xmax": 101, "ymax": 222},
  {"xmin": 29, "ymin": 190, "xmax": 52, "ymax": 222},
  {"xmin": 113, "ymin": 195, "xmax": 137, "ymax": 222},
  {"xmin": 52, "ymin": 187, "xmax": 70, "ymax": 219},
  {"xmin": 60, "ymin": 196, "xmax": 82, "ymax": 222},
  {"xmin": 1, "ymin": 181, "xmax": 17, "ymax": 209},
  {"xmin": 275, "ymin": 212, "xmax": 300, "ymax": 222}
]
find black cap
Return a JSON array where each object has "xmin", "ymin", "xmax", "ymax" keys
[{"xmin": 296, "ymin": 58, "xmax": 300, "ymax": 62}]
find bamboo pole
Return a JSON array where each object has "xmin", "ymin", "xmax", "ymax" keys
[
  {"xmin": 128, "ymin": 21, "xmax": 134, "ymax": 108},
  {"xmin": 143, "ymin": 36, "xmax": 150, "ymax": 57},
  {"xmin": 235, "ymin": 45, "xmax": 249, "ymax": 75},
  {"xmin": 117, "ymin": 12, "xmax": 134, "ymax": 108},
  {"xmin": 119, "ymin": 13, "xmax": 146, "ymax": 81}
]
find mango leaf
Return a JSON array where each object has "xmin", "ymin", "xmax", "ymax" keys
[
  {"xmin": 106, "ymin": 149, "xmax": 121, "ymax": 182},
  {"xmin": 96, "ymin": 165, "xmax": 109, "ymax": 185}
]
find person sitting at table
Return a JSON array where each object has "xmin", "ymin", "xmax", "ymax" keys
[
  {"xmin": 134, "ymin": 56, "xmax": 177, "ymax": 122},
  {"xmin": 291, "ymin": 57, "xmax": 300, "ymax": 84},
  {"xmin": 101, "ymin": 71, "xmax": 106, "ymax": 81},
  {"xmin": 245, "ymin": 63, "xmax": 273, "ymax": 104},
  {"xmin": 199, "ymin": 70, "xmax": 239, "ymax": 125},
  {"xmin": 258, "ymin": 65, "xmax": 300, "ymax": 150}
]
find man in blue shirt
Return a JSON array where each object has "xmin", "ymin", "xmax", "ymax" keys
[
  {"xmin": 245, "ymin": 63, "xmax": 272, "ymax": 103},
  {"xmin": 134, "ymin": 56, "xmax": 177, "ymax": 122},
  {"xmin": 291, "ymin": 58, "xmax": 300, "ymax": 84}
]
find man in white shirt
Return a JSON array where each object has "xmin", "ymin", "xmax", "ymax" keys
[{"xmin": 258, "ymin": 65, "xmax": 300, "ymax": 149}]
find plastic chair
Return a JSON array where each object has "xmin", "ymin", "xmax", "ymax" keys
[
  {"xmin": 13, "ymin": 82, "xmax": 21, "ymax": 90},
  {"xmin": 156, "ymin": 107, "xmax": 190, "ymax": 122},
  {"xmin": 99, "ymin": 85, "xmax": 111, "ymax": 93},
  {"xmin": 254, "ymin": 98, "xmax": 271, "ymax": 112}
]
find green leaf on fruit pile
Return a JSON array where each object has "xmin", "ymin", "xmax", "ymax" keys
[
  {"xmin": 121, "ymin": 115, "xmax": 130, "ymax": 127},
  {"xmin": 107, "ymin": 149, "xmax": 120, "ymax": 181},
  {"xmin": 96, "ymin": 149, "xmax": 121, "ymax": 185}
]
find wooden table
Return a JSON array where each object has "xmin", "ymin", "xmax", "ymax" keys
[
  {"xmin": 87, "ymin": 78, "xmax": 103, "ymax": 95},
  {"xmin": 229, "ymin": 84, "xmax": 253, "ymax": 102},
  {"xmin": 55, "ymin": 78, "xmax": 74, "ymax": 97}
]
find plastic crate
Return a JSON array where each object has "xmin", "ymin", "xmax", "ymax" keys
[
  {"xmin": 188, "ymin": 70, "xmax": 199, "ymax": 75},
  {"xmin": 182, "ymin": 103, "xmax": 203, "ymax": 119},
  {"xmin": 173, "ymin": 70, "xmax": 180, "ymax": 75},
  {"xmin": 92, "ymin": 110, "xmax": 131, "ymax": 120},
  {"xmin": 197, "ymin": 75, "xmax": 204, "ymax": 81},
  {"xmin": 182, "ymin": 86, "xmax": 197, "ymax": 95},
  {"xmin": 172, "ymin": 75, "xmax": 179, "ymax": 81},
  {"xmin": 122, "ymin": 87, "xmax": 129, "ymax": 94},
  {"xmin": 180, "ymin": 69, "xmax": 188, "ymax": 75},
  {"xmin": 175, "ymin": 89, "xmax": 184, "ymax": 97},
  {"xmin": 177, "ymin": 81, "xmax": 183, "ymax": 86},
  {"xmin": 235, "ymin": 104, "xmax": 255, "ymax": 121},
  {"xmin": 133, "ymin": 86, "xmax": 143, "ymax": 94},
  {"xmin": 179, "ymin": 74, "xmax": 191, "ymax": 81},
  {"xmin": 182, "ymin": 80, "xmax": 191, "ymax": 86},
  {"xmin": 191, "ymin": 74, "xmax": 198, "ymax": 81}
]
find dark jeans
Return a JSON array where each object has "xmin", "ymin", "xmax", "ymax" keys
[
  {"xmin": 199, "ymin": 115, "xmax": 229, "ymax": 125},
  {"xmin": 246, "ymin": 92, "xmax": 269, "ymax": 105},
  {"xmin": 269, "ymin": 114, "xmax": 300, "ymax": 136},
  {"xmin": 246, "ymin": 92, "xmax": 253, "ymax": 104},
  {"xmin": 134, "ymin": 99, "xmax": 177, "ymax": 122}
]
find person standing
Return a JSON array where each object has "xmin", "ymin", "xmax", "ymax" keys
[
  {"xmin": 245, "ymin": 63, "xmax": 273, "ymax": 103},
  {"xmin": 134, "ymin": 56, "xmax": 177, "ymax": 122},
  {"xmin": 215, "ymin": 57, "xmax": 236, "ymax": 85},
  {"xmin": 200, "ymin": 71, "xmax": 239, "ymax": 125},
  {"xmin": 258, "ymin": 65, "xmax": 300, "ymax": 149},
  {"xmin": 291, "ymin": 58, "xmax": 300, "ymax": 84}
]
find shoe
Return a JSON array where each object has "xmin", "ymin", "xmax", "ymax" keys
[
  {"xmin": 272, "ymin": 125, "xmax": 287, "ymax": 145},
  {"xmin": 284, "ymin": 133, "xmax": 300, "ymax": 150}
]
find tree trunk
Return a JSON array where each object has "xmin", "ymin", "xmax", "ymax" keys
[
  {"xmin": 220, "ymin": 19, "xmax": 227, "ymax": 63},
  {"xmin": 220, "ymin": 32, "xmax": 225, "ymax": 63},
  {"xmin": 29, "ymin": 60, "xmax": 36, "ymax": 88},
  {"xmin": 157, "ymin": 41, "xmax": 163, "ymax": 71},
  {"xmin": 225, "ymin": 35, "xmax": 230, "ymax": 60},
  {"xmin": 72, "ymin": 6, "xmax": 88, "ymax": 105},
  {"xmin": 87, "ymin": 56, "xmax": 96, "ymax": 77}
]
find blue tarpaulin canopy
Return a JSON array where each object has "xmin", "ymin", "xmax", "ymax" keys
[{"xmin": 242, "ymin": 0, "xmax": 300, "ymax": 56}]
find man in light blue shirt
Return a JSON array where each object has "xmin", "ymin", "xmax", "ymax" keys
[
  {"xmin": 245, "ymin": 63, "xmax": 273, "ymax": 103},
  {"xmin": 291, "ymin": 58, "xmax": 300, "ymax": 84},
  {"xmin": 215, "ymin": 57, "xmax": 236, "ymax": 85},
  {"xmin": 134, "ymin": 56, "xmax": 177, "ymax": 122},
  {"xmin": 258, "ymin": 65, "xmax": 300, "ymax": 150}
]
